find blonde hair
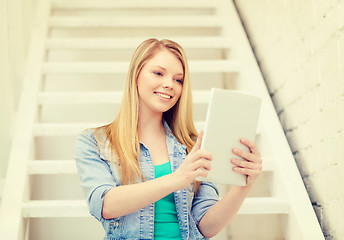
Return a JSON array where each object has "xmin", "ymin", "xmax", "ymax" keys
[{"xmin": 102, "ymin": 38, "xmax": 199, "ymax": 186}]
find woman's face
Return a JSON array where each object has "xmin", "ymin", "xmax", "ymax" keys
[{"xmin": 137, "ymin": 49, "xmax": 184, "ymax": 117}]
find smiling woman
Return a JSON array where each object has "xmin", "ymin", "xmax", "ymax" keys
[{"xmin": 74, "ymin": 38, "xmax": 262, "ymax": 240}]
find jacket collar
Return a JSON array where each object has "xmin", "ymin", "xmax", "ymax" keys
[{"xmin": 163, "ymin": 120, "xmax": 187, "ymax": 153}]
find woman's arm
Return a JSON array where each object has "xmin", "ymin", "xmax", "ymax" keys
[
  {"xmin": 198, "ymin": 138, "xmax": 262, "ymax": 238},
  {"xmin": 103, "ymin": 131, "xmax": 212, "ymax": 219},
  {"xmin": 102, "ymin": 173, "xmax": 176, "ymax": 219}
]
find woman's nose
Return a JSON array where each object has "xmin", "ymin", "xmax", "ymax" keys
[{"xmin": 162, "ymin": 77, "xmax": 173, "ymax": 89}]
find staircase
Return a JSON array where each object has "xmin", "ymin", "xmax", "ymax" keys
[{"xmin": 0, "ymin": 0, "xmax": 325, "ymax": 239}]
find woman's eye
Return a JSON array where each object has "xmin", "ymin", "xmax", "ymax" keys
[
  {"xmin": 154, "ymin": 72, "xmax": 163, "ymax": 76},
  {"xmin": 176, "ymin": 79, "xmax": 183, "ymax": 84}
]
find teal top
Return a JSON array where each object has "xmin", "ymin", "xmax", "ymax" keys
[{"xmin": 154, "ymin": 162, "xmax": 182, "ymax": 240}]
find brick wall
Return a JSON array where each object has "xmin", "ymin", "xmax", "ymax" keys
[{"xmin": 234, "ymin": 0, "xmax": 344, "ymax": 239}]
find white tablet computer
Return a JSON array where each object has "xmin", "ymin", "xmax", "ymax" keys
[{"xmin": 196, "ymin": 88, "xmax": 262, "ymax": 186}]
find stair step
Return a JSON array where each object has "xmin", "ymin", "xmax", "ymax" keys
[
  {"xmin": 262, "ymin": 159, "xmax": 275, "ymax": 172},
  {"xmin": 33, "ymin": 123, "xmax": 108, "ymax": 136},
  {"xmin": 46, "ymin": 37, "xmax": 231, "ymax": 50},
  {"xmin": 49, "ymin": 16, "xmax": 224, "ymax": 28},
  {"xmin": 22, "ymin": 197, "xmax": 288, "ymax": 218},
  {"xmin": 22, "ymin": 200, "xmax": 88, "ymax": 218},
  {"xmin": 237, "ymin": 197, "xmax": 289, "ymax": 215},
  {"xmin": 37, "ymin": 90, "xmax": 211, "ymax": 104},
  {"xmin": 33, "ymin": 122, "xmax": 262, "ymax": 136},
  {"xmin": 28, "ymin": 159, "xmax": 273, "ymax": 175},
  {"xmin": 52, "ymin": 0, "xmax": 218, "ymax": 9},
  {"xmin": 42, "ymin": 60, "xmax": 240, "ymax": 74},
  {"xmin": 33, "ymin": 122, "xmax": 206, "ymax": 136},
  {"xmin": 28, "ymin": 161, "xmax": 77, "ymax": 175}
]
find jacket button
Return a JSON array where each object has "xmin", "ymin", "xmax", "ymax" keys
[{"xmin": 113, "ymin": 221, "xmax": 119, "ymax": 227}]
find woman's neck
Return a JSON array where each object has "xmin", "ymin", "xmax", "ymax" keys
[{"xmin": 137, "ymin": 113, "xmax": 165, "ymax": 141}]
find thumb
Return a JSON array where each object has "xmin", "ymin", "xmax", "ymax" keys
[{"xmin": 190, "ymin": 130, "xmax": 204, "ymax": 154}]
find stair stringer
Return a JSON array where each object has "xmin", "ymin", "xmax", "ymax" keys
[
  {"xmin": 217, "ymin": 0, "xmax": 324, "ymax": 239},
  {"xmin": 0, "ymin": 0, "xmax": 51, "ymax": 239}
]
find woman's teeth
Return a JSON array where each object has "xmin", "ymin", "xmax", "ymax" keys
[{"xmin": 156, "ymin": 92, "xmax": 171, "ymax": 99}]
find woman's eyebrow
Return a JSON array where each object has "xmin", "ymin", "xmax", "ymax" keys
[{"xmin": 153, "ymin": 65, "xmax": 166, "ymax": 71}]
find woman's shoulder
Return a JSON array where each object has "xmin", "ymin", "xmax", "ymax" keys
[
  {"xmin": 76, "ymin": 125, "xmax": 110, "ymax": 150},
  {"xmin": 79, "ymin": 127, "xmax": 96, "ymax": 137},
  {"xmin": 75, "ymin": 125, "xmax": 114, "ymax": 160},
  {"xmin": 78, "ymin": 125, "xmax": 108, "ymax": 141}
]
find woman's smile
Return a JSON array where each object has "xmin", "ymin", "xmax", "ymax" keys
[{"xmin": 154, "ymin": 91, "xmax": 173, "ymax": 100}]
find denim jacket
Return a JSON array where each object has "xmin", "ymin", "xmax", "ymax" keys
[{"xmin": 74, "ymin": 122, "xmax": 219, "ymax": 240}]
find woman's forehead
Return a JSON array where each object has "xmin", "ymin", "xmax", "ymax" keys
[{"xmin": 145, "ymin": 50, "xmax": 183, "ymax": 74}]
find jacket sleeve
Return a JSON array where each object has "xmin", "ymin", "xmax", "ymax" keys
[
  {"xmin": 191, "ymin": 181, "xmax": 219, "ymax": 225},
  {"xmin": 74, "ymin": 130, "xmax": 118, "ymax": 222}
]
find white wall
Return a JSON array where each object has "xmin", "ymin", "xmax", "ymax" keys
[
  {"xmin": 0, "ymin": 0, "xmax": 36, "ymax": 178},
  {"xmin": 234, "ymin": 0, "xmax": 344, "ymax": 239}
]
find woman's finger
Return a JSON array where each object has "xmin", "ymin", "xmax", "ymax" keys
[
  {"xmin": 191, "ymin": 158, "xmax": 211, "ymax": 171},
  {"xmin": 232, "ymin": 148, "xmax": 261, "ymax": 163},
  {"xmin": 192, "ymin": 168, "xmax": 208, "ymax": 179},
  {"xmin": 190, "ymin": 130, "xmax": 204, "ymax": 154},
  {"xmin": 233, "ymin": 167, "xmax": 260, "ymax": 179},
  {"xmin": 189, "ymin": 150, "xmax": 212, "ymax": 162},
  {"xmin": 231, "ymin": 158, "xmax": 262, "ymax": 171},
  {"xmin": 240, "ymin": 138, "xmax": 261, "ymax": 157}
]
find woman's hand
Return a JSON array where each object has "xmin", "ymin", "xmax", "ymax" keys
[
  {"xmin": 172, "ymin": 130, "xmax": 212, "ymax": 190},
  {"xmin": 198, "ymin": 138, "xmax": 262, "ymax": 237},
  {"xmin": 231, "ymin": 138, "xmax": 262, "ymax": 187}
]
